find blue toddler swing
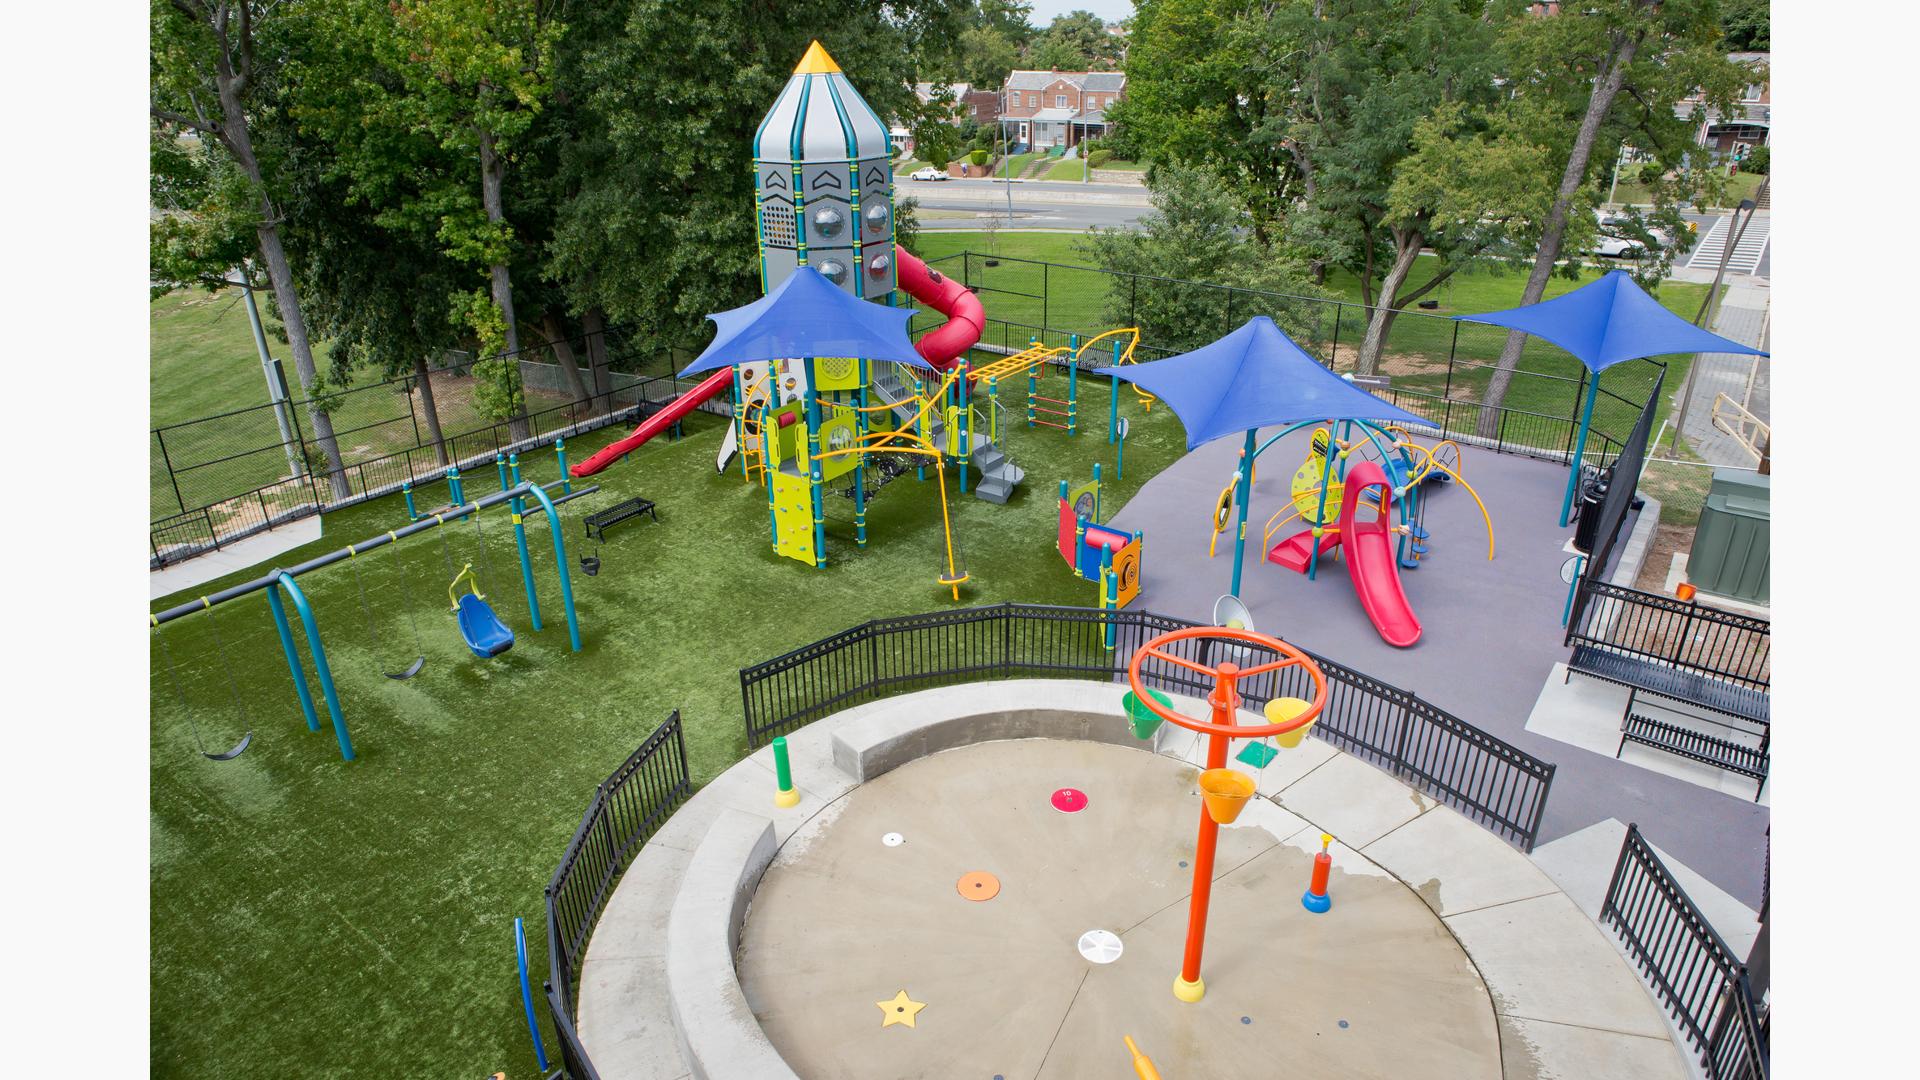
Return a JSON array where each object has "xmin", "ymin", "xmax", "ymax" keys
[{"xmin": 449, "ymin": 563, "xmax": 514, "ymax": 658}]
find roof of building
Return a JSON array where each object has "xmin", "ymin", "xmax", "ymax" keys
[
  {"xmin": 914, "ymin": 82, "xmax": 972, "ymax": 102},
  {"xmin": 1003, "ymin": 69, "xmax": 1127, "ymax": 92},
  {"xmin": 1078, "ymin": 109, "xmax": 1108, "ymax": 125}
]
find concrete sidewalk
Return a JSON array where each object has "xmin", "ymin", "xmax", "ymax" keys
[{"xmin": 1673, "ymin": 279, "xmax": 1769, "ymax": 467}]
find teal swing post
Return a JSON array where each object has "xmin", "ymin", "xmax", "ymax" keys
[
  {"xmin": 522, "ymin": 481, "xmax": 582, "ymax": 652},
  {"xmin": 507, "ymin": 455, "xmax": 543, "ymax": 632},
  {"xmin": 1559, "ymin": 370, "xmax": 1601, "ymax": 527},
  {"xmin": 855, "ymin": 358, "xmax": 870, "ymax": 548},
  {"xmin": 265, "ymin": 571, "xmax": 354, "ymax": 762}
]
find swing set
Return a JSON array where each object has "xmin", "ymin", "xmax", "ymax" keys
[{"xmin": 149, "ymin": 478, "xmax": 589, "ymax": 763}]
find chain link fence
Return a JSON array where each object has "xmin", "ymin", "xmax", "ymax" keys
[{"xmin": 912, "ymin": 252, "xmax": 1665, "ymax": 467}]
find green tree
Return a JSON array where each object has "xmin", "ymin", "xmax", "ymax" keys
[
  {"xmin": 150, "ymin": 0, "xmax": 352, "ymax": 497},
  {"xmin": 1028, "ymin": 9, "xmax": 1119, "ymax": 71},
  {"xmin": 947, "ymin": 0, "xmax": 1034, "ymax": 87},
  {"xmin": 544, "ymin": 1, "xmax": 967, "ymax": 355},
  {"xmin": 1721, "ymin": 0, "xmax": 1768, "ymax": 50},
  {"xmin": 912, "ymin": 86, "xmax": 964, "ymax": 171},
  {"xmin": 1475, "ymin": 0, "xmax": 1753, "ymax": 433},
  {"xmin": 1078, "ymin": 164, "xmax": 1324, "ymax": 351},
  {"xmin": 1107, "ymin": 1, "xmax": 1286, "ymax": 239}
]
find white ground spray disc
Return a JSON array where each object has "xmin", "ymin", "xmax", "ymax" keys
[
  {"xmin": 1077, "ymin": 929, "xmax": 1124, "ymax": 964},
  {"xmin": 881, "ymin": 832, "xmax": 904, "ymax": 847}
]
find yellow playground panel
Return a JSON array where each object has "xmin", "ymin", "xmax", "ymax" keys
[{"xmin": 770, "ymin": 469, "xmax": 817, "ymax": 565}]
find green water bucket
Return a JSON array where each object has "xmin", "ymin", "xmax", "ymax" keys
[{"xmin": 1123, "ymin": 688, "xmax": 1174, "ymax": 739}]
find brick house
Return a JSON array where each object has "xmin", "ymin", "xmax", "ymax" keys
[
  {"xmin": 997, "ymin": 70, "xmax": 1126, "ymax": 151},
  {"xmin": 1680, "ymin": 52, "xmax": 1770, "ymax": 160},
  {"xmin": 915, "ymin": 82, "xmax": 1001, "ymax": 128}
]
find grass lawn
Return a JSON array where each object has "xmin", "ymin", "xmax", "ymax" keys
[
  {"xmin": 1094, "ymin": 158, "xmax": 1147, "ymax": 172},
  {"xmin": 1042, "ymin": 158, "xmax": 1087, "ymax": 182},
  {"xmin": 149, "ymin": 289, "xmax": 326, "ymax": 429},
  {"xmin": 1610, "ymin": 170, "xmax": 1766, "ymax": 210},
  {"xmin": 150, "ymin": 387, "xmax": 1197, "ymax": 1077}
]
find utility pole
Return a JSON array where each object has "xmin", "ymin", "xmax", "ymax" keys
[{"xmin": 235, "ymin": 263, "xmax": 305, "ymax": 478}]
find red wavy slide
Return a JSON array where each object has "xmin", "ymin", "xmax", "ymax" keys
[
  {"xmin": 895, "ymin": 247, "xmax": 984, "ymax": 369},
  {"xmin": 1337, "ymin": 460, "xmax": 1423, "ymax": 648},
  {"xmin": 569, "ymin": 369, "xmax": 734, "ymax": 477}
]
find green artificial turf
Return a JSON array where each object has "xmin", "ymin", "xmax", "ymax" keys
[{"xmin": 150, "ymin": 389, "xmax": 1195, "ymax": 1077}]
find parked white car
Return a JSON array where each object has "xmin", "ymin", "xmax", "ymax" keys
[
  {"xmin": 1591, "ymin": 211, "xmax": 1674, "ymax": 257},
  {"xmin": 909, "ymin": 166, "xmax": 948, "ymax": 182}
]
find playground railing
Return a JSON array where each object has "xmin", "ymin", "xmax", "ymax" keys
[
  {"xmin": 542, "ymin": 710, "xmax": 691, "ymax": 1080},
  {"xmin": 1567, "ymin": 580, "xmax": 1771, "ymax": 690},
  {"xmin": 1603, "ymin": 823, "xmax": 1769, "ymax": 1079},
  {"xmin": 740, "ymin": 603, "xmax": 1556, "ymax": 851}
]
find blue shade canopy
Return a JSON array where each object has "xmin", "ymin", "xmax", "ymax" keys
[
  {"xmin": 1453, "ymin": 269, "xmax": 1769, "ymax": 372},
  {"xmin": 1096, "ymin": 316, "xmax": 1426, "ymax": 451},
  {"xmin": 678, "ymin": 266, "xmax": 937, "ymax": 376}
]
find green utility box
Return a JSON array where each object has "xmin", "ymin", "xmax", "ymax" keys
[{"xmin": 1688, "ymin": 469, "xmax": 1770, "ymax": 605}]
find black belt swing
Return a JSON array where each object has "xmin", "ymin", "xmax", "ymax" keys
[{"xmin": 153, "ymin": 599, "xmax": 254, "ymax": 761}]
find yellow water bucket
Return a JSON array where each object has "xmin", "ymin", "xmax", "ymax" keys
[
  {"xmin": 1199, "ymin": 768, "xmax": 1257, "ymax": 824},
  {"xmin": 1266, "ymin": 697, "xmax": 1318, "ymax": 749}
]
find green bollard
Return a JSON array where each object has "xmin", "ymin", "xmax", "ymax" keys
[{"xmin": 772, "ymin": 736, "xmax": 801, "ymax": 808}]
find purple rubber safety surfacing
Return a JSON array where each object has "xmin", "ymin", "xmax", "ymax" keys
[{"xmin": 1051, "ymin": 788, "xmax": 1088, "ymax": 813}]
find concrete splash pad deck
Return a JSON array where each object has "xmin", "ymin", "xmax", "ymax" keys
[
  {"xmin": 576, "ymin": 680, "xmax": 1689, "ymax": 1079},
  {"xmin": 741, "ymin": 740, "xmax": 1500, "ymax": 1079}
]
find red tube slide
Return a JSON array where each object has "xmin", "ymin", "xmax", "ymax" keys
[
  {"xmin": 570, "ymin": 369, "xmax": 734, "ymax": 478},
  {"xmin": 895, "ymin": 247, "xmax": 984, "ymax": 370}
]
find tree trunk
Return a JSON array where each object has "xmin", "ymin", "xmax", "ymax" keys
[
  {"xmin": 1356, "ymin": 229, "xmax": 1422, "ymax": 376},
  {"xmin": 581, "ymin": 305, "xmax": 614, "ymax": 414},
  {"xmin": 479, "ymin": 128, "xmax": 531, "ymax": 442},
  {"xmin": 413, "ymin": 353, "xmax": 449, "ymax": 466},
  {"xmin": 223, "ymin": 135, "xmax": 348, "ymax": 499},
  {"xmin": 1476, "ymin": 30, "xmax": 1642, "ymax": 438},
  {"xmin": 541, "ymin": 310, "xmax": 592, "ymax": 407}
]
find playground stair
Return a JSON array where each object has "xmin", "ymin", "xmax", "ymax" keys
[
  {"xmin": 873, "ymin": 367, "xmax": 1025, "ymax": 505},
  {"xmin": 1267, "ymin": 530, "xmax": 1339, "ymax": 573}
]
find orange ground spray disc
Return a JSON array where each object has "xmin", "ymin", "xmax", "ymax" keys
[{"xmin": 957, "ymin": 871, "xmax": 1001, "ymax": 901}]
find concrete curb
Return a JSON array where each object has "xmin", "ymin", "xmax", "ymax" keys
[
  {"xmin": 665, "ymin": 809, "xmax": 797, "ymax": 1080},
  {"xmin": 590, "ymin": 680, "xmax": 1688, "ymax": 1079}
]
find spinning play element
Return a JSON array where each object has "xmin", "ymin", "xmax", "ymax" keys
[
  {"xmin": 876, "ymin": 990, "xmax": 927, "ymax": 1028},
  {"xmin": 1126, "ymin": 626, "xmax": 1327, "ymax": 1003}
]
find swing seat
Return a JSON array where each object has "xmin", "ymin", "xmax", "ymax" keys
[
  {"xmin": 385, "ymin": 657, "xmax": 427, "ymax": 681},
  {"xmin": 203, "ymin": 731, "xmax": 253, "ymax": 761},
  {"xmin": 456, "ymin": 593, "xmax": 515, "ymax": 658}
]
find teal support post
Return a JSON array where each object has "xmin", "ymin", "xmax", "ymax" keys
[
  {"xmin": 554, "ymin": 438, "xmax": 571, "ymax": 495},
  {"xmin": 448, "ymin": 466, "xmax": 464, "ymax": 507},
  {"xmin": 263, "ymin": 588, "xmax": 321, "ymax": 733},
  {"xmin": 803, "ymin": 357, "xmax": 826, "ymax": 568},
  {"xmin": 855, "ymin": 358, "xmax": 869, "ymax": 548},
  {"xmin": 1559, "ymin": 371, "xmax": 1602, "ymax": 527},
  {"xmin": 1561, "ymin": 555, "xmax": 1587, "ymax": 627},
  {"xmin": 1117, "ymin": 420, "xmax": 1126, "ymax": 482},
  {"xmin": 1108, "ymin": 340, "xmax": 1122, "ymax": 443},
  {"xmin": 1067, "ymin": 337, "xmax": 1079, "ymax": 436},
  {"xmin": 1228, "ymin": 428, "xmax": 1258, "ymax": 598},
  {"xmin": 1101, "ymin": 546, "xmax": 1117, "ymax": 650},
  {"xmin": 987, "ymin": 377, "xmax": 999, "ymax": 442},
  {"xmin": 495, "ymin": 453, "xmax": 510, "ymax": 493},
  {"xmin": 272, "ymin": 572, "xmax": 353, "ymax": 761},
  {"xmin": 957, "ymin": 357, "xmax": 971, "ymax": 495},
  {"xmin": 403, "ymin": 481, "xmax": 420, "ymax": 522},
  {"xmin": 912, "ymin": 370, "xmax": 928, "ymax": 483},
  {"xmin": 507, "ymin": 456, "xmax": 543, "ymax": 632},
  {"xmin": 521, "ymin": 481, "xmax": 582, "ymax": 652},
  {"xmin": 1092, "ymin": 462, "xmax": 1102, "ymax": 522},
  {"xmin": 1306, "ymin": 428, "xmax": 1342, "ymax": 581}
]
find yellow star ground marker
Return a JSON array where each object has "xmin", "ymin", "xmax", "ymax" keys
[{"xmin": 877, "ymin": 990, "xmax": 927, "ymax": 1028}]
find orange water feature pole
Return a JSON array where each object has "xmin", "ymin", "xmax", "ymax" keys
[{"xmin": 1128, "ymin": 626, "xmax": 1327, "ymax": 1003}]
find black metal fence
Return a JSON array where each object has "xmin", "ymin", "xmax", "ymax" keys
[
  {"xmin": 740, "ymin": 603, "xmax": 1556, "ymax": 851},
  {"xmin": 1603, "ymin": 824, "xmax": 1769, "ymax": 1079},
  {"xmin": 913, "ymin": 251, "xmax": 1664, "ymax": 469},
  {"xmin": 1567, "ymin": 580, "xmax": 1772, "ymax": 689},
  {"xmin": 150, "ymin": 330, "xmax": 728, "ymax": 567},
  {"xmin": 542, "ymin": 711, "xmax": 692, "ymax": 1080}
]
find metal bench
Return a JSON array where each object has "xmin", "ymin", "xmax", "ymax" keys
[
  {"xmin": 1618, "ymin": 713, "xmax": 1768, "ymax": 800},
  {"xmin": 1567, "ymin": 645, "xmax": 1769, "ymax": 726},
  {"xmin": 583, "ymin": 496, "xmax": 658, "ymax": 542}
]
